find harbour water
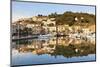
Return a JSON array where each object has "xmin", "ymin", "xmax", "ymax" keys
[{"xmin": 11, "ymin": 37, "xmax": 96, "ymax": 66}]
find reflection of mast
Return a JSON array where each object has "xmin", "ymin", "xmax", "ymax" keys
[
  {"xmin": 40, "ymin": 40, "xmax": 43, "ymax": 48},
  {"xmin": 54, "ymin": 37, "xmax": 58, "ymax": 58}
]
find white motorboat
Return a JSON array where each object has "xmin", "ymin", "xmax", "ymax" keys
[{"xmin": 38, "ymin": 34, "xmax": 53, "ymax": 38}]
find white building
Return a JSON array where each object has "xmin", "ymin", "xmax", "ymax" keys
[{"xmin": 42, "ymin": 18, "xmax": 56, "ymax": 35}]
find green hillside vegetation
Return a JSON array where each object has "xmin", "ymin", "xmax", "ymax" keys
[
  {"xmin": 48, "ymin": 11, "xmax": 95, "ymax": 26},
  {"xmin": 15, "ymin": 11, "xmax": 95, "ymax": 27}
]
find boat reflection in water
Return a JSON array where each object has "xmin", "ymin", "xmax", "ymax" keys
[{"xmin": 12, "ymin": 36, "xmax": 96, "ymax": 66}]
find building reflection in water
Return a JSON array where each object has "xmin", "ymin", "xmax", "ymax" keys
[{"xmin": 12, "ymin": 37, "xmax": 95, "ymax": 57}]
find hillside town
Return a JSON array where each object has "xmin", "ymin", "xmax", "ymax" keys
[{"xmin": 12, "ymin": 14, "xmax": 95, "ymax": 41}]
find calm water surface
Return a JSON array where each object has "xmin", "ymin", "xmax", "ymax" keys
[{"xmin": 12, "ymin": 37, "xmax": 96, "ymax": 66}]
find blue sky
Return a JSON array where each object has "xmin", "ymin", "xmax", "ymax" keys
[{"xmin": 12, "ymin": 1, "xmax": 95, "ymax": 22}]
